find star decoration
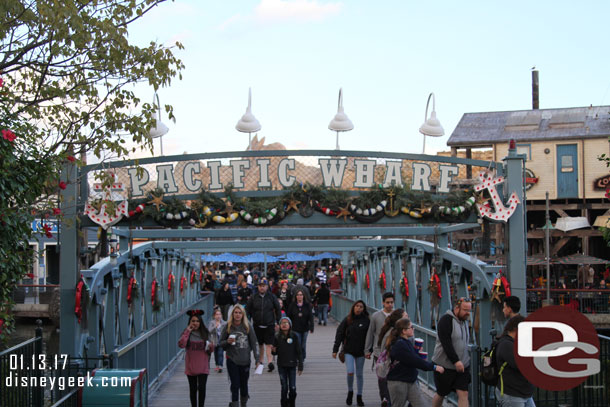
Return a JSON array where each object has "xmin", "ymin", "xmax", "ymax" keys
[
  {"xmin": 148, "ymin": 194, "xmax": 166, "ymax": 211},
  {"xmin": 336, "ymin": 205, "xmax": 351, "ymax": 222},
  {"xmin": 286, "ymin": 199, "xmax": 301, "ymax": 212},
  {"xmin": 222, "ymin": 198, "xmax": 235, "ymax": 216}
]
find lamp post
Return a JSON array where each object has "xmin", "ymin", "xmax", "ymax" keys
[
  {"xmin": 418, "ymin": 92, "xmax": 444, "ymax": 154},
  {"xmin": 149, "ymin": 92, "xmax": 169, "ymax": 155},
  {"xmin": 236, "ymin": 88, "xmax": 261, "ymax": 150},
  {"xmin": 328, "ymin": 88, "xmax": 354, "ymax": 150}
]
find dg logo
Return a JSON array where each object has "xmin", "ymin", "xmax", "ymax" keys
[{"xmin": 515, "ymin": 305, "xmax": 601, "ymax": 391}]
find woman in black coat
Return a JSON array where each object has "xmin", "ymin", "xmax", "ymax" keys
[
  {"xmin": 332, "ymin": 300, "xmax": 370, "ymax": 407},
  {"xmin": 286, "ymin": 289, "xmax": 314, "ymax": 360},
  {"xmin": 215, "ymin": 282, "xmax": 235, "ymax": 321}
]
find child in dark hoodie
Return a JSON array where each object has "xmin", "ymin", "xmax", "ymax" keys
[{"xmin": 272, "ymin": 316, "xmax": 303, "ymax": 407}]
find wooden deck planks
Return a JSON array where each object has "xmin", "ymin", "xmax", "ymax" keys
[{"xmin": 150, "ymin": 320, "xmax": 434, "ymax": 407}]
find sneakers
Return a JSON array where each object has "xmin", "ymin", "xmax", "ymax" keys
[{"xmin": 268, "ymin": 362, "xmax": 275, "ymax": 372}]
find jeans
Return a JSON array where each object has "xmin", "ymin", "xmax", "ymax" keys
[
  {"xmin": 226, "ymin": 358, "xmax": 250, "ymax": 402},
  {"xmin": 345, "ymin": 353, "xmax": 365, "ymax": 395},
  {"xmin": 373, "ymin": 356, "xmax": 391, "ymax": 402},
  {"xmin": 214, "ymin": 345, "xmax": 224, "ymax": 368},
  {"xmin": 278, "ymin": 366, "xmax": 297, "ymax": 402},
  {"xmin": 318, "ymin": 304, "xmax": 329, "ymax": 324},
  {"xmin": 293, "ymin": 331, "xmax": 308, "ymax": 360},
  {"xmin": 495, "ymin": 387, "xmax": 537, "ymax": 407},
  {"xmin": 187, "ymin": 374, "xmax": 208, "ymax": 407}
]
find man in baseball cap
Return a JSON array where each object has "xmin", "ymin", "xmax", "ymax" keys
[{"xmin": 247, "ymin": 277, "xmax": 281, "ymax": 372}]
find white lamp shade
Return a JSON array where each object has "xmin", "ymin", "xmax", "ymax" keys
[
  {"xmin": 419, "ymin": 110, "xmax": 444, "ymax": 137},
  {"xmin": 149, "ymin": 119, "xmax": 169, "ymax": 139},
  {"xmin": 236, "ymin": 88, "xmax": 261, "ymax": 133},
  {"xmin": 328, "ymin": 88, "xmax": 354, "ymax": 132}
]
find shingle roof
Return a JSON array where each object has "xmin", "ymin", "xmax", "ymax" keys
[{"xmin": 447, "ymin": 106, "xmax": 610, "ymax": 147}]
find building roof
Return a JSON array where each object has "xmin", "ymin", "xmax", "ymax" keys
[{"xmin": 447, "ymin": 106, "xmax": 610, "ymax": 147}]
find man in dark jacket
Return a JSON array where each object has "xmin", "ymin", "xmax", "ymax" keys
[
  {"xmin": 247, "ymin": 278, "xmax": 281, "ymax": 372},
  {"xmin": 495, "ymin": 315, "xmax": 535, "ymax": 406}
]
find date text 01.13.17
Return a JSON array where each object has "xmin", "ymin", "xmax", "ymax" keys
[{"xmin": 9, "ymin": 354, "xmax": 69, "ymax": 370}]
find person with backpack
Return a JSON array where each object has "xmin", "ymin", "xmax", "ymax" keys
[
  {"xmin": 384, "ymin": 318, "xmax": 444, "ymax": 407},
  {"xmin": 272, "ymin": 316, "xmax": 304, "ymax": 407},
  {"xmin": 332, "ymin": 300, "xmax": 370, "ymax": 406},
  {"xmin": 364, "ymin": 292, "xmax": 395, "ymax": 407},
  {"xmin": 494, "ymin": 315, "xmax": 535, "ymax": 407},
  {"xmin": 431, "ymin": 297, "xmax": 472, "ymax": 407}
]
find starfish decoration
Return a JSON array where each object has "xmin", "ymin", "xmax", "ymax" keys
[
  {"xmin": 286, "ymin": 199, "xmax": 300, "ymax": 212},
  {"xmin": 222, "ymin": 198, "xmax": 235, "ymax": 216},
  {"xmin": 148, "ymin": 194, "xmax": 166, "ymax": 211},
  {"xmin": 336, "ymin": 205, "xmax": 351, "ymax": 222}
]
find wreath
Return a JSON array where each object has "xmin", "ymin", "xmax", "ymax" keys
[
  {"xmin": 399, "ymin": 272, "xmax": 409, "ymax": 298},
  {"xmin": 180, "ymin": 276, "xmax": 187, "ymax": 295},
  {"xmin": 151, "ymin": 278, "xmax": 162, "ymax": 311},
  {"xmin": 190, "ymin": 270, "xmax": 197, "ymax": 285},
  {"xmin": 127, "ymin": 275, "xmax": 139, "ymax": 305},
  {"xmin": 74, "ymin": 277, "xmax": 89, "ymax": 324},
  {"xmin": 378, "ymin": 270, "xmax": 387, "ymax": 290}
]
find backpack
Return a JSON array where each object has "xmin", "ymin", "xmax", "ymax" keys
[
  {"xmin": 480, "ymin": 340, "xmax": 507, "ymax": 387},
  {"xmin": 375, "ymin": 349, "xmax": 398, "ymax": 379}
]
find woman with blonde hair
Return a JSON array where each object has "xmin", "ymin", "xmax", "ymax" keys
[{"xmin": 219, "ymin": 304, "xmax": 260, "ymax": 407}]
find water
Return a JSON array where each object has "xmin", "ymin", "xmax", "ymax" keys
[{"xmin": 3, "ymin": 318, "xmax": 59, "ymax": 355}]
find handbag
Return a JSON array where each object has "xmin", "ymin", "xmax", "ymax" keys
[{"xmin": 338, "ymin": 345, "xmax": 346, "ymax": 363}]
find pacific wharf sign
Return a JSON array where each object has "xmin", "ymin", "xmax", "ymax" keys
[{"xmin": 122, "ymin": 158, "xmax": 463, "ymax": 197}]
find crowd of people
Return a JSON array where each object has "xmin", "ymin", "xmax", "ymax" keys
[{"xmin": 178, "ymin": 263, "xmax": 537, "ymax": 407}]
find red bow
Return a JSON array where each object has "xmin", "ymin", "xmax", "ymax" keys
[
  {"xmin": 352, "ymin": 268, "xmax": 358, "ymax": 284},
  {"xmin": 190, "ymin": 270, "xmax": 196, "ymax": 285},
  {"xmin": 168, "ymin": 273, "xmax": 174, "ymax": 292},
  {"xmin": 380, "ymin": 270, "xmax": 387, "ymax": 290},
  {"xmin": 493, "ymin": 274, "xmax": 511, "ymax": 297},
  {"xmin": 75, "ymin": 278, "xmax": 85, "ymax": 323},
  {"xmin": 127, "ymin": 276, "xmax": 136, "ymax": 304},
  {"xmin": 365, "ymin": 273, "xmax": 370, "ymax": 289},
  {"xmin": 180, "ymin": 276, "xmax": 186, "ymax": 293},
  {"xmin": 199, "ymin": 269, "xmax": 204, "ymax": 282},
  {"xmin": 151, "ymin": 279, "xmax": 158, "ymax": 306}
]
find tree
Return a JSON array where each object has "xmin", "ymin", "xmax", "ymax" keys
[{"xmin": 0, "ymin": 0, "xmax": 184, "ymax": 341}]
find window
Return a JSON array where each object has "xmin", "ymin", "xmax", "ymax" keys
[{"xmin": 561, "ymin": 155, "xmax": 573, "ymax": 172}]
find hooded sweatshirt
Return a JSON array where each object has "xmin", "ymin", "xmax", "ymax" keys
[
  {"xmin": 432, "ymin": 309, "xmax": 470, "ymax": 370},
  {"xmin": 218, "ymin": 322, "xmax": 259, "ymax": 366},
  {"xmin": 496, "ymin": 333, "xmax": 535, "ymax": 398},
  {"xmin": 178, "ymin": 329, "xmax": 212, "ymax": 376}
]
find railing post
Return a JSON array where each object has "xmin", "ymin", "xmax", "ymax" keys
[{"xmin": 34, "ymin": 319, "xmax": 43, "ymax": 407}]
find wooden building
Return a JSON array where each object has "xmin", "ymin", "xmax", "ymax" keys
[{"xmin": 446, "ymin": 105, "xmax": 610, "ymax": 278}]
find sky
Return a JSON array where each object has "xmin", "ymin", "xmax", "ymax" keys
[{"xmin": 122, "ymin": 0, "xmax": 610, "ymax": 157}]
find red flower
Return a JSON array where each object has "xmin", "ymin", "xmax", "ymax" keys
[
  {"xmin": 26, "ymin": 273, "xmax": 35, "ymax": 279},
  {"xmin": 53, "ymin": 208, "xmax": 61, "ymax": 215},
  {"xmin": 67, "ymin": 155, "xmax": 76, "ymax": 162},
  {"xmin": 2, "ymin": 129, "xmax": 16, "ymax": 142},
  {"xmin": 45, "ymin": 232, "xmax": 53, "ymax": 238},
  {"xmin": 42, "ymin": 224, "xmax": 52, "ymax": 232},
  {"xmin": 59, "ymin": 181, "xmax": 67, "ymax": 190}
]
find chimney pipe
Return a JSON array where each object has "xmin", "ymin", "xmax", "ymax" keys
[{"xmin": 532, "ymin": 69, "xmax": 539, "ymax": 110}]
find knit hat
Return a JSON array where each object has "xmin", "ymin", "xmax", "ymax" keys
[{"xmin": 279, "ymin": 316, "xmax": 292, "ymax": 327}]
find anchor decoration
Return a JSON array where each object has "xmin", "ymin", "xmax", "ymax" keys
[
  {"xmin": 474, "ymin": 171, "xmax": 520, "ymax": 222},
  {"xmin": 84, "ymin": 173, "xmax": 127, "ymax": 229}
]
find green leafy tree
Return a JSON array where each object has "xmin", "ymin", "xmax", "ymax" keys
[{"xmin": 0, "ymin": 0, "xmax": 184, "ymax": 341}]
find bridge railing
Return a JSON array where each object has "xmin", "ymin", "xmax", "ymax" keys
[{"xmin": 527, "ymin": 288, "xmax": 610, "ymax": 314}]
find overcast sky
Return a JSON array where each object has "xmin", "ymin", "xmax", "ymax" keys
[{"xmin": 122, "ymin": 0, "xmax": 610, "ymax": 157}]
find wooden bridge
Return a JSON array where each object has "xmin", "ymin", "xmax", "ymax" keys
[{"xmin": 150, "ymin": 318, "xmax": 436, "ymax": 407}]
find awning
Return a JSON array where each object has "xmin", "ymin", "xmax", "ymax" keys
[
  {"xmin": 278, "ymin": 252, "xmax": 316, "ymax": 262},
  {"xmin": 240, "ymin": 253, "xmax": 280, "ymax": 263},
  {"xmin": 554, "ymin": 216, "xmax": 590, "ymax": 232},
  {"xmin": 313, "ymin": 252, "xmax": 342, "ymax": 260},
  {"xmin": 552, "ymin": 253, "xmax": 609, "ymax": 265}
]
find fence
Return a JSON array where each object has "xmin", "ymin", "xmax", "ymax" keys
[
  {"xmin": 331, "ymin": 293, "xmax": 610, "ymax": 407},
  {"xmin": 527, "ymin": 288, "xmax": 610, "ymax": 314},
  {"xmin": 0, "ymin": 320, "xmax": 109, "ymax": 407}
]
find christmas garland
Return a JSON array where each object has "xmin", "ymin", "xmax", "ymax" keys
[{"xmin": 378, "ymin": 270, "xmax": 387, "ymax": 290}]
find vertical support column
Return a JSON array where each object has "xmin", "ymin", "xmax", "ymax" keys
[
  {"xmin": 505, "ymin": 145, "xmax": 527, "ymax": 312},
  {"xmin": 59, "ymin": 161, "xmax": 79, "ymax": 356},
  {"xmin": 407, "ymin": 255, "xmax": 418, "ymax": 323},
  {"xmin": 103, "ymin": 285, "xmax": 116, "ymax": 354}
]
